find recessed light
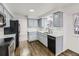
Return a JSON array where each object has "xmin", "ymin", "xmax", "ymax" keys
[{"xmin": 29, "ymin": 9, "xmax": 35, "ymax": 12}]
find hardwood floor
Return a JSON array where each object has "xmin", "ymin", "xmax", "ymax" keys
[
  {"xmin": 15, "ymin": 41, "xmax": 31, "ymax": 56},
  {"xmin": 58, "ymin": 49, "xmax": 79, "ymax": 56},
  {"xmin": 28, "ymin": 40, "xmax": 54, "ymax": 56},
  {"xmin": 15, "ymin": 40, "xmax": 54, "ymax": 56},
  {"xmin": 15, "ymin": 40, "xmax": 79, "ymax": 56},
  {"xmin": 15, "ymin": 47, "xmax": 20, "ymax": 56}
]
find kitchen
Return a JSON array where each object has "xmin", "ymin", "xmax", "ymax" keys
[
  {"xmin": 0, "ymin": 3, "xmax": 79, "ymax": 56},
  {"xmin": 27, "ymin": 11, "xmax": 63, "ymax": 55}
]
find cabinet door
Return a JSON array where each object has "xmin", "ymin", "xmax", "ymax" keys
[
  {"xmin": 27, "ymin": 19, "xmax": 38, "ymax": 28},
  {"xmin": 53, "ymin": 11, "xmax": 63, "ymax": 27},
  {"xmin": 38, "ymin": 32, "xmax": 47, "ymax": 47},
  {"xmin": 37, "ymin": 32, "xmax": 41, "ymax": 41},
  {"xmin": 38, "ymin": 18, "xmax": 48, "ymax": 28},
  {"xmin": 59, "ymin": 13, "xmax": 63, "ymax": 27},
  {"xmin": 56, "ymin": 36, "xmax": 63, "ymax": 54},
  {"xmin": 41, "ymin": 34, "xmax": 47, "ymax": 47},
  {"xmin": 41, "ymin": 19, "xmax": 44, "ymax": 27},
  {"xmin": 41, "ymin": 18, "xmax": 48, "ymax": 28},
  {"xmin": 44, "ymin": 19, "xmax": 48, "ymax": 28},
  {"xmin": 28, "ymin": 19, "xmax": 34, "ymax": 28},
  {"xmin": 38, "ymin": 19, "xmax": 42, "ymax": 27},
  {"xmin": 28, "ymin": 32, "xmax": 37, "ymax": 41},
  {"xmin": 38, "ymin": 32, "xmax": 43, "ymax": 43},
  {"xmin": 33, "ymin": 20, "xmax": 38, "ymax": 27}
]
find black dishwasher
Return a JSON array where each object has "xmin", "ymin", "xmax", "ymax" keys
[{"xmin": 48, "ymin": 35, "xmax": 56, "ymax": 54}]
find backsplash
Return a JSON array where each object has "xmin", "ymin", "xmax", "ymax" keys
[{"xmin": 51, "ymin": 27, "xmax": 63, "ymax": 34}]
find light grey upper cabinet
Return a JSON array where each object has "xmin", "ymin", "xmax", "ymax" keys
[
  {"xmin": 42, "ymin": 18, "xmax": 45, "ymax": 28},
  {"xmin": 38, "ymin": 18, "xmax": 42, "ymax": 28},
  {"xmin": 33, "ymin": 19, "xmax": 38, "ymax": 27},
  {"xmin": 53, "ymin": 11, "xmax": 63, "ymax": 27},
  {"xmin": 28, "ymin": 19, "xmax": 34, "ymax": 27},
  {"xmin": 27, "ymin": 19, "xmax": 38, "ymax": 28},
  {"xmin": 38, "ymin": 18, "xmax": 48, "ymax": 28}
]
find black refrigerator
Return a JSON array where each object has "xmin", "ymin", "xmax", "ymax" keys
[{"xmin": 10, "ymin": 20, "xmax": 20, "ymax": 48}]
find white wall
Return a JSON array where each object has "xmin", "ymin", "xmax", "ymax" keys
[
  {"xmin": 63, "ymin": 4, "xmax": 79, "ymax": 53},
  {"xmin": 14, "ymin": 15, "xmax": 28, "ymax": 42}
]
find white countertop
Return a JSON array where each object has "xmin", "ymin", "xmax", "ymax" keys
[
  {"xmin": 27, "ymin": 27, "xmax": 64, "ymax": 37},
  {"xmin": 0, "ymin": 34, "xmax": 16, "ymax": 38},
  {"xmin": 48, "ymin": 27, "xmax": 63, "ymax": 37},
  {"xmin": 48, "ymin": 33, "xmax": 63, "ymax": 37},
  {"xmin": 27, "ymin": 28, "xmax": 48, "ymax": 33},
  {"xmin": 0, "ymin": 34, "xmax": 16, "ymax": 39},
  {"xmin": 48, "ymin": 30, "xmax": 64, "ymax": 37},
  {"xmin": 38, "ymin": 30, "xmax": 48, "ymax": 33}
]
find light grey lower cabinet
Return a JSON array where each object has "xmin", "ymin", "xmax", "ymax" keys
[
  {"xmin": 56, "ymin": 36, "xmax": 63, "ymax": 55},
  {"xmin": 38, "ymin": 32, "xmax": 47, "ymax": 47},
  {"xmin": 28, "ymin": 32, "xmax": 38, "ymax": 41}
]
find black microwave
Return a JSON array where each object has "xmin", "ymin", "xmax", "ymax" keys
[{"xmin": 0, "ymin": 12, "xmax": 6, "ymax": 27}]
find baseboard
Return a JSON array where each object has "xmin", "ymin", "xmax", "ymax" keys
[
  {"xmin": 56, "ymin": 49, "xmax": 68, "ymax": 56},
  {"xmin": 19, "ymin": 40, "xmax": 28, "ymax": 42},
  {"xmin": 27, "ymin": 39, "xmax": 38, "ymax": 42},
  {"xmin": 56, "ymin": 50, "xmax": 65, "ymax": 56},
  {"xmin": 57, "ymin": 49, "xmax": 79, "ymax": 56},
  {"xmin": 67, "ymin": 49, "xmax": 79, "ymax": 55},
  {"xmin": 37, "ymin": 40, "xmax": 48, "ymax": 47},
  {"xmin": 27, "ymin": 40, "xmax": 38, "ymax": 43},
  {"xmin": 27, "ymin": 40, "xmax": 48, "ymax": 48}
]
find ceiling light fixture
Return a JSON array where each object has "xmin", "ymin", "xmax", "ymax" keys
[{"xmin": 29, "ymin": 9, "xmax": 35, "ymax": 12}]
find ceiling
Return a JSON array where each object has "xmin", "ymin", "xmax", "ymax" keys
[{"xmin": 5, "ymin": 3, "xmax": 73, "ymax": 18}]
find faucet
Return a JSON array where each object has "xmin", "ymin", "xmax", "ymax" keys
[{"xmin": 47, "ymin": 27, "xmax": 53, "ymax": 34}]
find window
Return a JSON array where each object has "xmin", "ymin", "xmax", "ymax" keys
[{"xmin": 74, "ymin": 14, "xmax": 79, "ymax": 34}]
